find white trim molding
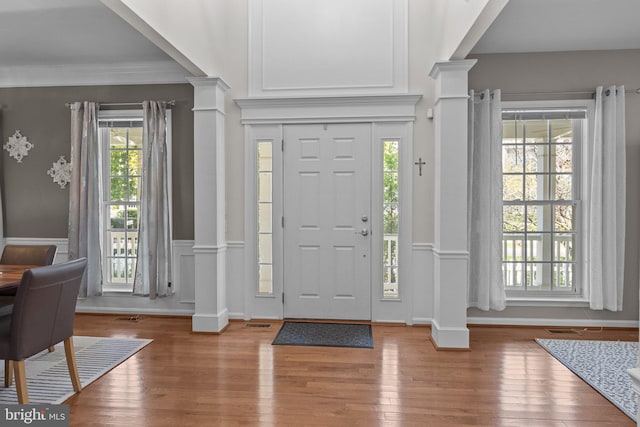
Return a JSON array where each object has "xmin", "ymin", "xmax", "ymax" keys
[
  {"xmin": 248, "ymin": 0, "xmax": 408, "ymax": 97},
  {"xmin": 189, "ymin": 77, "xmax": 230, "ymax": 333},
  {"xmin": 236, "ymin": 95, "xmax": 421, "ymax": 322},
  {"xmin": 428, "ymin": 60, "xmax": 477, "ymax": 350},
  {"xmin": 235, "ymin": 95, "xmax": 422, "ymax": 125}
]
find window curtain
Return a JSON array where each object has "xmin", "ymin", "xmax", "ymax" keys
[
  {"xmin": 588, "ymin": 85, "xmax": 626, "ymax": 311},
  {"xmin": 133, "ymin": 101, "xmax": 172, "ymax": 298},
  {"xmin": 68, "ymin": 101, "xmax": 103, "ymax": 297},
  {"xmin": 467, "ymin": 89, "xmax": 506, "ymax": 311}
]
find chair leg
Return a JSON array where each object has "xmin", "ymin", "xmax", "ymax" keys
[
  {"xmin": 64, "ymin": 337, "xmax": 82, "ymax": 393},
  {"xmin": 4, "ymin": 360, "xmax": 12, "ymax": 387},
  {"xmin": 13, "ymin": 360, "xmax": 28, "ymax": 404},
  {"xmin": 48, "ymin": 346, "xmax": 55, "ymax": 353}
]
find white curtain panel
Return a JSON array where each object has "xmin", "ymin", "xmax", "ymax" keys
[
  {"xmin": 68, "ymin": 101, "xmax": 103, "ymax": 297},
  {"xmin": 133, "ymin": 101, "xmax": 172, "ymax": 298},
  {"xmin": 467, "ymin": 89, "xmax": 506, "ymax": 311},
  {"xmin": 588, "ymin": 85, "xmax": 626, "ymax": 311}
]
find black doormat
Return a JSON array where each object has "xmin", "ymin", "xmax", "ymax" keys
[{"xmin": 272, "ymin": 321, "xmax": 373, "ymax": 348}]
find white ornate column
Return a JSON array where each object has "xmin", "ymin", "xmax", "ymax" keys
[
  {"xmin": 188, "ymin": 77, "xmax": 230, "ymax": 333},
  {"xmin": 428, "ymin": 60, "xmax": 476, "ymax": 349}
]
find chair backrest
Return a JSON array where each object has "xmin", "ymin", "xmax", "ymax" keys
[
  {"xmin": 0, "ymin": 245, "xmax": 57, "ymax": 266},
  {"xmin": 8, "ymin": 258, "xmax": 87, "ymax": 360}
]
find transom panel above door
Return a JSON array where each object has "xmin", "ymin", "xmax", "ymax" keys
[{"xmin": 283, "ymin": 123, "xmax": 372, "ymax": 320}]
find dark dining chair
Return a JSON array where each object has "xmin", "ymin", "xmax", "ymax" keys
[
  {"xmin": 0, "ymin": 258, "xmax": 87, "ymax": 404},
  {"xmin": 0, "ymin": 245, "xmax": 57, "ymax": 298}
]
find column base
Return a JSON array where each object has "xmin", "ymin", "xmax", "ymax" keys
[
  {"xmin": 430, "ymin": 319, "xmax": 470, "ymax": 350},
  {"xmin": 192, "ymin": 310, "xmax": 229, "ymax": 333}
]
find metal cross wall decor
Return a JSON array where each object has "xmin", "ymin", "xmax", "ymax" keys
[{"xmin": 414, "ymin": 157, "xmax": 426, "ymax": 176}]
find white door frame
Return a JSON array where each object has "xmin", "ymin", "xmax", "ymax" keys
[{"xmin": 236, "ymin": 94, "xmax": 421, "ymax": 323}]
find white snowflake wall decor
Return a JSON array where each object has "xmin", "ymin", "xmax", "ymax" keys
[
  {"xmin": 47, "ymin": 156, "xmax": 72, "ymax": 189},
  {"xmin": 3, "ymin": 130, "xmax": 33, "ymax": 162}
]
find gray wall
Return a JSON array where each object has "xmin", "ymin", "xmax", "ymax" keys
[
  {"xmin": 468, "ymin": 49, "xmax": 640, "ymax": 322},
  {"xmin": 0, "ymin": 84, "xmax": 194, "ymax": 240}
]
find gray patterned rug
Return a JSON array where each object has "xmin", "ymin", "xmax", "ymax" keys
[
  {"xmin": 272, "ymin": 321, "xmax": 373, "ymax": 348},
  {"xmin": 536, "ymin": 338, "xmax": 637, "ymax": 421},
  {"xmin": 0, "ymin": 336, "xmax": 152, "ymax": 404}
]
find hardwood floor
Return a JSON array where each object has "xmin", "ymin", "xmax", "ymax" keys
[{"xmin": 66, "ymin": 314, "xmax": 637, "ymax": 426}]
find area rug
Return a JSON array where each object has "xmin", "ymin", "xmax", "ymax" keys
[
  {"xmin": 272, "ymin": 321, "xmax": 373, "ymax": 348},
  {"xmin": 0, "ymin": 336, "xmax": 152, "ymax": 404},
  {"xmin": 536, "ymin": 338, "xmax": 637, "ymax": 421}
]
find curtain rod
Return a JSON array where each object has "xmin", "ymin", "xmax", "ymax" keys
[
  {"xmin": 500, "ymin": 88, "xmax": 640, "ymax": 96},
  {"xmin": 65, "ymin": 100, "xmax": 176, "ymax": 108}
]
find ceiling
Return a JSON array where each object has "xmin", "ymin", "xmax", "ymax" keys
[
  {"xmin": 471, "ymin": 0, "xmax": 640, "ymax": 54},
  {"xmin": 0, "ymin": 0, "xmax": 189, "ymax": 86},
  {"xmin": 0, "ymin": 0, "xmax": 639, "ymax": 86}
]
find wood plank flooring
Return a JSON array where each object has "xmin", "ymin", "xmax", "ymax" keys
[{"xmin": 66, "ymin": 314, "xmax": 637, "ymax": 426}]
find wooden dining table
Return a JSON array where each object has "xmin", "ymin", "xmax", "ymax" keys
[{"xmin": 0, "ymin": 265, "xmax": 39, "ymax": 289}]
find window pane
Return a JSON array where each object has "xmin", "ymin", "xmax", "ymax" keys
[
  {"xmin": 525, "ymin": 144, "xmax": 548, "ymax": 173},
  {"xmin": 502, "ymin": 234, "xmax": 524, "ymax": 261},
  {"xmin": 258, "ymin": 172, "xmax": 272, "ymax": 202},
  {"xmin": 503, "ymin": 262, "xmax": 524, "ymax": 288},
  {"xmin": 525, "ymin": 174, "xmax": 548, "ymax": 200},
  {"xmin": 527, "ymin": 263, "xmax": 551, "ymax": 290},
  {"xmin": 503, "ymin": 205, "xmax": 524, "ymax": 232},
  {"xmin": 126, "ymin": 206, "xmax": 139, "ymax": 230},
  {"xmin": 258, "ymin": 141, "xmax": 272, "ymax": 171},
  {"xmin": 502, "ymin": 146, "xmax": 523, "ymax": 173},
  {"xmin": 553, "ymin": 144, "xmax": 572, "ymax": 173},
  {"xmin": 110, "ymin": 205, "xmax": 126, "ymax": 229},
  {"xmin": 383, "ymin": 140, "xmax": 399, "ymax": 299},
  {"xmin": 554, "ymin": 205, "xmax": 574, "ymax": 231},
  {"xmin": 384, "ymin": 173, "xmax": 399, "ymax": 203},
  {"xmin": 129, "ymin": 177, "xmax": 141, "ymax": 201},
  {"xmin": 109, "ymin": 129, "xmax": 127, "ymax": 148},
  {"xmin": 502, "ymin": 120, "xmax": 523, "ymax": 143},
  {"xmin": 551, "ymin": 119, "xmax": 572, "ymax": 143},
  {"xmin": 128, "ymin": 127, "xmax": 142, "ymax": 148},
  {"xmin": 258, "ymin": 234, "xmax": 272, "ymax": 264},
  {"xmin": 553, "ymin": 263, "xmax": 573, "ymax": 289},
  {"xmin": 110, "ymin": 150, "xmax": 127, "ymax": 176},
  {"xmin": 258, "ymin": 265, "xmax": 272, "ymax": 294},
  {"xmin": 383, "ymin": 203, "xmax": 399, "ymax": 233},
  {"xmin": 503, "ymin": 175, "xmax": 523, "ymax": 200},
  {"xmin": 258, "ymin": 203, "xmax": 272, "ymax": 233},
  {"xmin": 554, "ymin": 234, "xmax": 575, "ymax": 261},
  {"xmin": 128, "ymin": 149, "xmax": 142, "ymax": 175},
  {"xmin": 526, "ymin": 205, "xmax": 552, "ymax": 232},
  {"xmin": 553, "ymin": 174, "xmax": 572, "ymax": 200},
  {"xmin": 126, "ymin": 258, "xmax": 137, "ymax": 281},
  {"xmin": 524, "ymin": 120, "xmax": 547, "ymax": 143},
  {"xmin": 526, "ymin": 233, "xmax": 552, "ymax": 261}
]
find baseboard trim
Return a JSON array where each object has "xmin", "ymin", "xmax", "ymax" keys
[{"xmin": 467, "ymin": 316, "xmax": 639, "ymax": 328}]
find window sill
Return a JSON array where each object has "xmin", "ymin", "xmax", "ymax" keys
[{"xmin": 506, "ymin": 297, "xmax": 590, "ymax": 308}]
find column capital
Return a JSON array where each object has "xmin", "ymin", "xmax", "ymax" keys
[
  {"xmin": 187, "ymin": 76, "xmax": 231, "ymax": 91},
  {"xmin": 429, "ymin": 59, "xmax": 477, "ymax": 101},
  {"xmin": 188, "ymin": 77, "xmax": 231, "ymax": 112}
]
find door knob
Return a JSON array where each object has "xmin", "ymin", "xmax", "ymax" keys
[
  {"xmin": 361, "ymin": 216, "xmax": 368, "ymax": 222},
  {"xmin": 357, "ymin": 229, "xmax": 369, "ymax": 237}
]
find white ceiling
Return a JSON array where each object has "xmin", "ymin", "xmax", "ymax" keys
[
  {"xmin": 1, "ymin": 0, "xmax": 639, "ymax": 86},
  {"xmin": 471, "ymin": 0, "xmax": 640, "ymax": 54},
  {"xmin": 0, "ymin": 0, "xmax": 189, "ymax": 86}
]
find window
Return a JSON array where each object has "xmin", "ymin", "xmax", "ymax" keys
[
  {"xmin": 257, "ymin": 141, "xmax": 273, "ymax": 295},
  {"xmin": 98, "ymin": 108, "xmax": 172, "ymax": 293},
  {"xmin": 383, "ymin": 140, "xmax": 399, "ymax": 298},
  {"xmin": 99, "ymin": 113, "xmax": 143, "ymax": 292},
  {"xmin": 501, "ymin": 106, "xmax": 586, "ymax": 297}
]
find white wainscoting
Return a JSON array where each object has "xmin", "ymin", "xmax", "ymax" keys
[
  {"xmin": 2, "ymin": 238, "xmax": 196, "ymax": 316},
  {"xmin": 411, "ymin": 243, "xmax": 434, "ymax": 325},
  {"xmin": 226, "ymin": 241, "xmax": 246, "ymax": 320}
]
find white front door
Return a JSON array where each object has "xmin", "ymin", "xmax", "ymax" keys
[{"xmin": 283, "ymin": 123, "xmax": 372, "ymax": 320}]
